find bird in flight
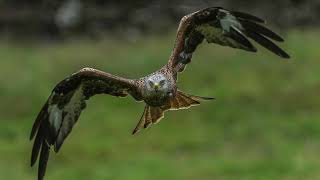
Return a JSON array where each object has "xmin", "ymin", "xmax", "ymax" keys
[{"xmin": 30, "ymin": 7, "xmax": 290, "ymax": 180}]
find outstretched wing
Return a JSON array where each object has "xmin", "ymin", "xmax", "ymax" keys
[
  {"xmin": 168, "ymin": 7, "xmax": 290, "ymax": 72},
  {"xmin": 30, "ymin": 68, "xmax": 141, "ymax": 180}
]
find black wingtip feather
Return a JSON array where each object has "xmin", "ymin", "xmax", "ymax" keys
[
  {"xmin": 132, "ymin": 129, "xmax": 138, "ymax": 135},
  {"xmin": 38, "ymin": 142, "xmax": 50, "ymax": 180},
  {"xmin": 30, "ymin": 125, "xmax": 38, "ymax": 140},
  {"xmin": 54, "ymin": 140, "xmax": 63, "ymax": 153},
  {"xmin": 54, "ymin": 132, "xmax": 67, "ymax": 153},
  {"xmin": 31, "ymin": 129, "xmax": 43, "ymax": 167},
  {"xmin": 241, "ymin": 20, "xmax": 284, "ymax": 42},
  {"xmin": 30, "ymin": 102, "xmax": 48, "ymax": 140},
  {"xmin": 246, "ymin": 30, "xmax": 290, "ymax": 59},
  {"xmin": 229, "ymin": 26, "xmax": 257, "ymax": 53},
  {"xmin": 232, "ymin": 11, "xmax": 265, "ymax": 23},
  {"xmin": 201, "ymin": 97, "xmax": 215, "ymax": 100}
]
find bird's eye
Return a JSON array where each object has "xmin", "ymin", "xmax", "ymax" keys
[
  {"xmin": 159, "ymin": 80, "xmax": 166, "ymax": 86},
  {"xmin": 148, "ymin": 81, "xmax": 154, "ymax": 87}
]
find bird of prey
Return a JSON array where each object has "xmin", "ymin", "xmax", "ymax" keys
[{"xmin": 30, "ymin": 7, "xmax": 290, "ymax": 180}]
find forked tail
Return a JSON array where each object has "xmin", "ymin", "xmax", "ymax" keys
[{"xmin": 132, "ymin": 90, "xmax": 214, "ymax": 134}]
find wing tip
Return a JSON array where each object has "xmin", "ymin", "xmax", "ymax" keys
[
  {"xmin": 30, "ymin": 102, "xmax": 49, "ymax": 141},
  {"xmin": 240, "ymin": 19, "xmax": 286, "ymax": 43},
  {"xmin": 280, "ymin": 52, "xmax": 291, "ymax": 59},
  {"xmin": 245, "ymin": 30, "xmax": 291, "ymax": 59},
  {"xmin": 247, "ymin": 46, "xmax": 258, "ymax": 53},
  {"xmin": 30, "ymin": 133, "xmax": 35, "ymax": 141},
  {"xmin": 31, "ymin": 158, "xmax": 37, "ymax": 167},
  {"xmin": 270, "ymin": 44, "xmax": 290, "ymax": 59},
  {"xmin": 277, "ymin": 37, "xmax": 285, "ymax": 42},
  {"xmin": 38, "ymin": 143, "xmax": 50, "ymax": 180},
  {"xmin": 132, "ymin": 129, "xmax": 138, "ymax": 135},
  {"xmin": 231, "ymin": 10, "xmax": 266, "ymax": 24},
  {"xmin": 132, "ymin": 126, "xmax": 140, "ymax": 135},
  {"xmin": 31, "ymin": 152, "xmax": 38, "ymax": 167},
  {"xmin": 54, "ymin": 140, "xmax": 63, "ymax": 153},
  {"xmin": 31, "ymin": 125, "xmax": 44, "ymax": 168},
  {"xmin": 203, "ymin": 97, "xmax": 215, "ymax": 100}
]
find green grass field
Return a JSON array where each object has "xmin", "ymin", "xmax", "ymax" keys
[{"xmin": 1, "ymin": 30, "xmax": 320, "ymax": 180}]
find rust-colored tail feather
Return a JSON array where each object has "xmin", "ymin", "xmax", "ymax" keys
[
  {"xmin": 132, "ymin": 90, "xmax": 213, "ymax": 135},
  {"xmin": 168, "ymin": 90, "xmax": 214, "ymax": 110},
  {"xmin": 132, "ymin": 105, "xmax": 164, "ymax": 134}
]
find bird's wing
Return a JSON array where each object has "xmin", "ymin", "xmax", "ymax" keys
[
  {"xmin": 30, "ymin": 68, "xmax": 141, "ymax": 180},
  {"xmin": 167, "ymin": 7, "xmax": 290, "ymax": 73}
]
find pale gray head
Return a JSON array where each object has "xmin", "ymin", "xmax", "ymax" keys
[{"xmin": 144, "ymin": 73, "xmax": 171, "ymax": 97}]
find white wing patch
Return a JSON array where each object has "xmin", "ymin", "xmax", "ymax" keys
[
  {"xmin": 48, "ymin": 104, "xmax": 63, "ymax": 135},
  {"xmin": 54, "ymin": 84, "xmax": 85, "ymax": 150},
  {"xmin": 219, "ymin": 10, "xmax": 243, "ymax": 32},
  {"xmin": 46, "ymin": 84, "xmax": 86, "ymax": 151},
  {"xmin": 64, "ymin": 84, "xmax": 85, "ymax": 119}
]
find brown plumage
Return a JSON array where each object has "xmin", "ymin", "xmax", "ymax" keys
[
  {"xmin": 132, "ymin": 91, "xmax": 213, "ymax": 134},
  {"xmin": 30, "ymin": 7, "xmax": 290, "ymax": 180},
  {"xmin": 168, "ymin": 7, "xmax": 290, "ymax": 73}
]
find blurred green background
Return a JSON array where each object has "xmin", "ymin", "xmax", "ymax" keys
[{"xmin": 1, "ymin": 1, "xmax": 320, "ymax": 180}]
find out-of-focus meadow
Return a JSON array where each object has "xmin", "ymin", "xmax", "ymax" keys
[
  {"xmin": 1, "ymin": 30, "xmax": 320, "ymax": 180},
  {"xmin": 1, "ymin": 1, "xmax": 320, "ymax": 180}
]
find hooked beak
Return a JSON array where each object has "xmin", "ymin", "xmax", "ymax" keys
[{"xmin": 154, "ymin": 83, "xmax": 160, "ymax": 91}]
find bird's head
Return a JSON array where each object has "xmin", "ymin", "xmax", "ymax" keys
[{"xmin": 145, "ymin": 74, "xmax": 171, "ymax": 96}]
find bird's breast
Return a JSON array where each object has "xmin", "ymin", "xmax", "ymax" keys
[
  {"xmin": 144, "ymin": 88, "xmax": 176, "ymax": 107},
  {"xmin": 144, "ymin": 94, "xmax": 169, "ymax": 107}
]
